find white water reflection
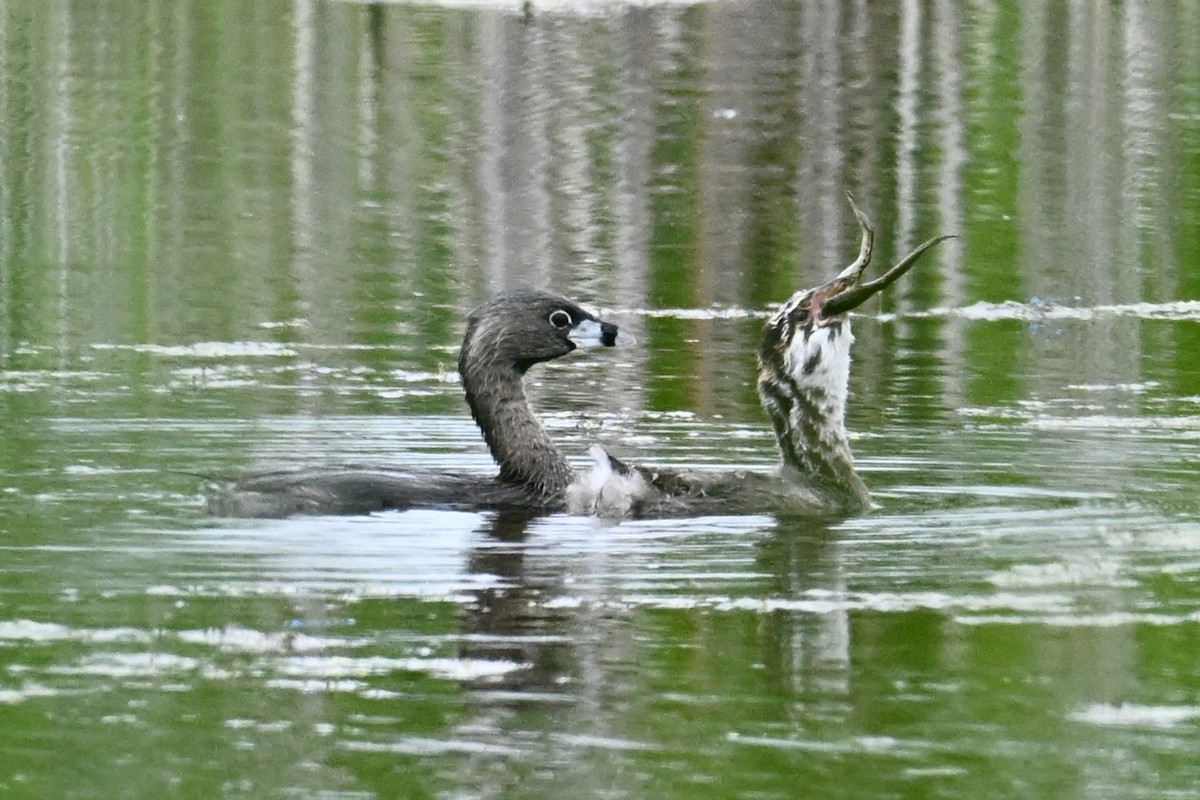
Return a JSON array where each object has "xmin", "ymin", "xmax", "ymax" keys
[{"xmin": 1069, "ymin": 703, "xmax": 1200, "ymax": 729}]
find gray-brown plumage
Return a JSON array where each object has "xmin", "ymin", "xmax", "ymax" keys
[
  {"xmin": 207, "ymin": 290, "xmax": 625, "ymax": 518},
  {"xmin": 569, "ymin": 194, "xmax": 952, "ymax": 518},
  {"xmin": 209, "ymin": 196, "xmax": 950, "ymax": 520}
]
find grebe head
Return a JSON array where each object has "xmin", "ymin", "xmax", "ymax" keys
[
  {"xmin": 459, "ymin": 289, "xmax": 625, "ymax": 378},
  {"xmin": 759, "ymin": 193, "xmax": 955, "ymax": 384}
]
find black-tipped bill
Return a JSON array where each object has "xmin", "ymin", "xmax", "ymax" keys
[{"xmin": 569, "ymin": 318, "xmax": 633, "ymax": 349}]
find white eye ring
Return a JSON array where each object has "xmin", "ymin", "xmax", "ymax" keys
[{"xmin": 548, "ymin": 309, "xmax": 573, "ymax": 329}]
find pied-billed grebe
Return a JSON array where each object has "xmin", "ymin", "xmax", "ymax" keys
[
  {"xmin": 207, "ymin": 290, "xmax": 631, "ymax": 517},
  {"xmin": 209, "ymin": 194, "xmax": 950, "ymax": 520},
  {"xmin": 568, "ymin": 194, "xmax": 951, "ymax": 518}
]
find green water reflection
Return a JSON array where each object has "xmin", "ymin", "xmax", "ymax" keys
[{"xmin": 3, "ymin": 1, "xmax": 1200, "ymax": 798}]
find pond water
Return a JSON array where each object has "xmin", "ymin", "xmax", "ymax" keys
[{"xmin": 2, "ymin": 1, "xmax": 1200, "ymax": 798}]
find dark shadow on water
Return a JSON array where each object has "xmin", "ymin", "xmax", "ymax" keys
[
  {"xmin": 458, "ymin": 507, "xmax": 864, "ymax": 708},
  {"xmin": 460, "ymin": 509, "xmax": 577, "ymax": 700}
]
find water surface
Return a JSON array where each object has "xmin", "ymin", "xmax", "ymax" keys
[{"xmin": 2, "ymin": 1, "xmax": 1200, "ymax": 798}]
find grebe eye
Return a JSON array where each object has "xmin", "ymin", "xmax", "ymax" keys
[{"xmin": 548, "ymin": 309, "xmax": 573, "ymax": 329}]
